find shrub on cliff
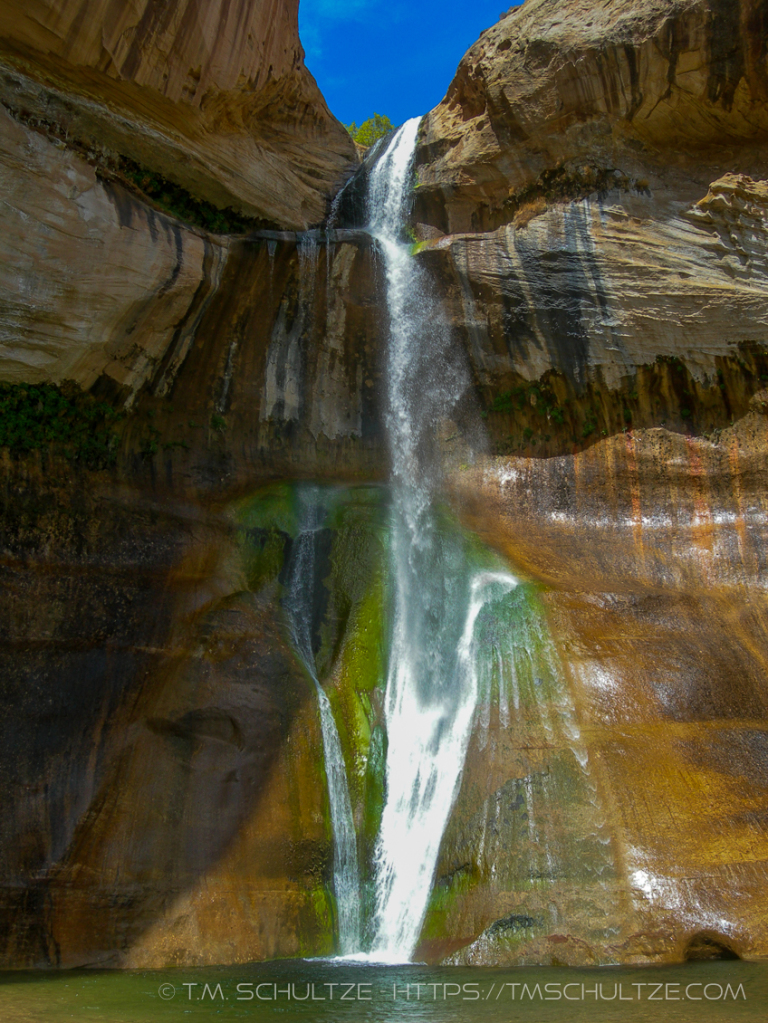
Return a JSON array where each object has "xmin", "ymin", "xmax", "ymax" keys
[
  {"xmin": 0, "ymin": 381, "xmax": 124, "ymax": 469},
  {"xmin": 118, "ymin": 158, "xmax": 257, "ymax": 234},
  {"xmin": 345, "ymin": 114, "xmax": 395, "ymax": 147}
]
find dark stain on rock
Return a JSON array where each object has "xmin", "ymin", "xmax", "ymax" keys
[
  {"xmin": 623, "ymin": 44, "xmax": 644, "ymax": 119},
  {"xmin": 707, "ymin": 0, "xmax": 747, "ymax": 110},
  {"xmin": 156, "ymin": 224, "xmax": 184, "ymax": 297},
  {"xmin": 742, "ymin": 0, "xmax": 768, "ymax": 101},
  {"xmin": 595, "ymin": 53, "xmax": 622, "ymax": 116},
  {"xmin": 146, "ymin": 709, "xmax": 245, "ymax": 750},
  {"xmin": 0, "ymin": 887, "xmax": 60, "ymax": 967},
  {"xmin": 685, "ymin": 931, "xmax": 741, "ymax": 960},
  {"xmin": 487, "ymin": 913, "xmax": 539, "ymax": 936},
  {"xmin": 151, "ymin": 236, "xmax": 225, "ymax": 397},
  {"xmin": 679, "ymin": 728, "xmax": 768, "ymax": 786},
  {"xmin": 106, "ymin": 179, "xmax": 136, "ymax": 231},
  {"xmin": 279, "ymin": 522, "xmax": 334, "ymax": 664},
  {"xmin": 658, "ymin": 14, "xmax": 686, "ymax": 101},
  {"xmin": 489, "ymin": 88, "xmax": 530, "ymax": 146},
  {"xmin": 513, "ymin": 234, "xmax": 593, "ymax": 387}
]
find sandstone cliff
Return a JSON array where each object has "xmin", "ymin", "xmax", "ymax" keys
[
  {"xmin": 433, "ymin": 418, "xmax": 768, "ymax": 965},
  {"xmin": 0, "ymin": 105, "xmax": 230, "ymax": 395},
  {"xmin": 3, "ymin": 0, "xmax": 768, "ymax": 974},
  {"xmin": 0, "ymin": 0, "xmax": 356, "ymax": 398},
  {"xmin": 399, "ymin": 0, "xmax": 768, "ymax": 967},
  {"xmin": 417, "ymin": 0, "xmax": 768, "ymax": 234},
  {"xmin": 0, "ymin": 0, "xmax": 355, "ymax": 227},
  {"xmin": 409, "ymin": 0, "xmax": 768, "ymax": 426}
]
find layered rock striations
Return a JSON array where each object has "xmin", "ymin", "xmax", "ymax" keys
[
  {"xmin": 0, "ymin": 105, "xmax": 229, "ymax": 395},
  {"xmin": 0, "ymin": 0, "xmax": 356, "ymax": 398},
  {"xmin": 400, "ymin": 0, "xmax": 768, "ymax": 966},
  {"xmin": 116, "ymin": 230, "xmax": 387, "ymax": 483},
  {"xmin": 0, "ymin": 0, "xmax": 355, "ymax": 226},
  {"xmin": 429, "ymin": 416, "xmax": 768, "ymax": 965},
  {"xmin": 417, "ymin": 0, "xmax": 768, "ymax": 234},
  {"xmin": 411, "ymin": 0, "xmax": 768, "ymax": 435},
  {"xmin": 412, "ymin": 171, "xmax": 768, "ymax": 456}
]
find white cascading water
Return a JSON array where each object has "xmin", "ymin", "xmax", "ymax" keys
[
  {"xmin": 282, "ymin": 490, "xmax": 362, "ymax": 954},
  {"xmin": 364, "ymin": 119, "xmax": 517, "ymax": 961},
  {"xmin": 275, "ymin": 122, "xmax": 593, "ymax": 965}
]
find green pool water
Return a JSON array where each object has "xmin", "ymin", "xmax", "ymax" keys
[{"xmin": 2, "ymin": 962, "xmax": 765, "ymax": 1022}]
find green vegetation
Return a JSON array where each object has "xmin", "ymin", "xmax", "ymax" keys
[
  {"xmin": 486, "ymin": 383, "xmax": 567, "ymax": 424},
  {"xmin": 488, "ymin": 390, "xmax": 515, "ymax": 414},
  {"xmin": 581, "ymin": 406, "xmax": 599, "ymax": 438},
  {"xmin": 0, "ymin": 381, "xmax": 124, "ymax": 468},
  {"xmin": 655, "ymin": 353, "xmax": 685, "ymax": 372},
  {"xmin": 119, "ymin": 158, "xmax": 257, "ymax": 234},
  {"xmin": 344, "ymin": 114, "xmax": 395, "ymax": 147},
  {"xmin": 329, "ymin": 567, "xmax": 388, "ymax": 809}
]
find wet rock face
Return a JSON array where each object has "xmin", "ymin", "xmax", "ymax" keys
[
  {"xmin": 0, "ymin": 0, "xmax": 356, "ymax": 228},
  {"xmin": 0, "ymin": 466, "xmax": 315, "ymax": 968},
  {"xmin": 413, "ymin": 172, "xmax": 768, "ymax": 456},
  {"xmin": 437, "ymin": 417, "xmax": 768, "ymax": 966},
  {"xmin": 5, "ymin": 418, "xmax": 768, "ymax": 968},
  {"xmin": 0, "ymin": 475, "xmax": 387, "ymax": 967},
  {"xmin": 117, "ymin": 230, "xmax": 388, "ymax": 488},
  {"xmin": 408, "ymin": 0, "xmax": 768, "ymax": 450}
]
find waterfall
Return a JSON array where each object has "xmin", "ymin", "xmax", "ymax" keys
[
  {"xmin": 269, "ymin": 121, "xmax": 595, "ymax": 966},
  {"xmin": 282, "ymin": 490, "xmax": 362, "ymax": 954},
  {"xmin": 364, "ymin": 119, "xmax": 517, "ymax": 961}
]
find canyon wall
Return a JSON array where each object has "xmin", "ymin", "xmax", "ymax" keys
[
  {"xmin": 0, "ymin": 104, "xmax": 229, "ymax": 395},
  {"xmin": 416, "ymin": 0, "xmax": 768, "ymax": 234},
  {"xmin": 2, "ymin": 0, "xmax": 768, "ymax": 970},
  {"xmin": 0, "ymin": 0, "xmax": 355, "ymax": 226},
  {"xmin": 411, "ymin": 0, "xmax": 768, "ymax": 446},
  {"xmin": 0, "ymin": 0, "xmax": 356, "ymax": 397},
  {"xmin": 430, "ymin": 418, "xmax": 768, "ymax": 965}
]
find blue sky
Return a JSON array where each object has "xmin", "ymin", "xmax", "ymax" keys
[{"xmin": 299, "ymin": 1, "xmax": 523, "ymax": 127}]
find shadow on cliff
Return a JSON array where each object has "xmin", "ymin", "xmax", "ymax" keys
[{"xmin": 0, "ymin": 459, "xmax": 336, "ymax": 967}]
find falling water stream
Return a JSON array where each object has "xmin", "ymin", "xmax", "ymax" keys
[
  {"xmin": 284, "ymin": 121, "xmax": 578, "ymax": 964},
  {"xmin": 282, "ymin": 490, "xmax": 362, "ymax": 955},
  {"xmin": 363, "ymin": 118, "xmax": 518, "ymax": 961}
]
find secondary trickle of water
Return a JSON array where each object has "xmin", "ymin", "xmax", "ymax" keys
[
  {"xmin": 282, "ymin": 490, "xmax": 362, "ymax": 955},
  {"xmin": 216, "ymin": 339, "xmax": 238, "ymax": 413},
  {"xmin": 364, "ymin": 119, "xmax": 517, "ymax": 961},
  {"xmin": 261, "ymin": 233, "xmax": 319, "ymax": 423}
]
